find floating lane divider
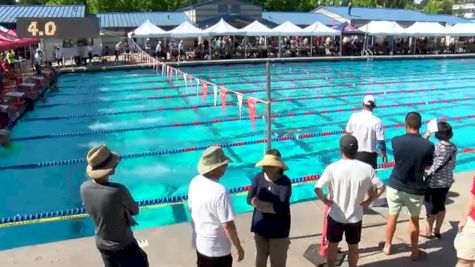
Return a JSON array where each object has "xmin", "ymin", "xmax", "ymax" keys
[
  {"xmin": 5, "ymin": 112, "xmax": 475, "ymax": 170},
  {"xmin": 12, "ymin": 111, "xmax": 475, "ymax": 143},
  {"xmin": 26, "ymin": 94, "xmax": 475, "ymax": 122},
  {"xmin": 1, "ymin": 148, "xmax": 474, "ymax": 229},
  {"xmin": 48, "ymin": 72, "xmax": 474, "ymax": 98}
]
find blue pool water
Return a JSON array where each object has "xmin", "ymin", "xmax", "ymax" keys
[{"xmin": 1, "ymin": 58, "xmax": 475, "ymax": 250}]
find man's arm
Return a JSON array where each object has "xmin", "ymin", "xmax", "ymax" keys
[
  {"xmin": 223, "ymin": 221, "xmax": 244, "ymax": 261},
  {"xmin": 314, "ymin": 167, "xmax": 333, "ymax": 206},
  {"xmin": 459, "ymin": 194, "xmax": 475, "ymax": 231},
  {"xmin": 121, "ymin": 186, "xmax": 139, "ymax": 215},
  {"xmin": 361, "ymin": 170, "xmax": 386, "ymax": 207},
  {"xmin": 218, "ymin": 192, "xmax": 244, "ymax": 262}
]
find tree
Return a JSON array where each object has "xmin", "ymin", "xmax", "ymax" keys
[{"xmin": 423, "ymin": 0, "xmax": 454, "ymax": 14}]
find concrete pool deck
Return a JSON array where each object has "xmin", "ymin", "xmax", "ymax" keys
[{"xmin": 0, "ymin": 170, "xmax": 473, "ymax": 267}]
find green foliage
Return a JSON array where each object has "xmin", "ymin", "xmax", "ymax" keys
[{"xmin": 423, "ymin": 0, "xmax": 454, "ymax": 14}]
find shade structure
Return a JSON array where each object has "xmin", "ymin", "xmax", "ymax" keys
[
  {"xmin": 0, "ymin": 39, "xmax": 15, "ymax": 52},
  {"xmin": 128, "ymin": 20, "xmax": 168, "ymax": 38},
  {"xmin": 271, "ymin": 21, "xmax": 306, "ymax": 36},
  {"xmin": 302, "ymin": 22, "xmax": 340, "ymax": 36},
  {"xmin": 204, "ymin": 19, "xmax": 240, "ymax": 36},
  {"xmin": 358, "ymin": 21, "xmax": 406, "ymax": 36},
  {"xmin": 237, "ymin": 20, "xmax": 274, "ymax": 36},
  {"xmin": 168, "ymin": 21, "xmax": 208, "ymax": 38},
  {"xmin": 448, "ymin": 23, "xmax": 475, "ymax": 36},
  {"xmin": 404, "ymin": 22, "xmax": 450, "ymax": 36}
]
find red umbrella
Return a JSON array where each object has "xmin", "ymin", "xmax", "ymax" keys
[{"xmin": 0, "ymin": 39, "xmax": 15, "ymax": 52}]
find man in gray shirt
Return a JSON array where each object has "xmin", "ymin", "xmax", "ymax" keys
[{"xmin": 80, "ymin": 144, "xmax": 148, "ymax": 267}]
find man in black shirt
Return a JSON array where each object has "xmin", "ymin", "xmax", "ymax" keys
[{"xmin": 383, "ymin": 112, "xmax": 434, "ymax": 261}]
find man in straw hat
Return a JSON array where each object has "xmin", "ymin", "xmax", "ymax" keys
[
  {"xmin": 315, "ymin": 134, "xmax": 385, "ymax": 267},
  {"xmin": 80, "ymin": 145, "xmax": 149, "ymax": 267},
  {"xmin": 188, "ymin": 146, "xmax": 244, "ymax": 267},
  {"xmin": 248, "ymin": 149, "xmax": 292, "ymax": 267}
]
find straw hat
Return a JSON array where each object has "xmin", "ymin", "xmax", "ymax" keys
[
  {"xmin": 255, "ymin": 154, "xmax": 288, "ymax": 171},
  {"xmin": 86, "ymin": 145, "xmax": 121, "ymax": 179},
  {"xmin": 198, "ymin": 146, "xmax": 231, "ymax": 175}
]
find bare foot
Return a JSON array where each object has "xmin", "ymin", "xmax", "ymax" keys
[
  {"xmin": 411, "ymin": 249, "xmax": 425, "ymax": 261},
  {"xmin": 379, "ymin": 241, "xmax": 392, "ymax": 255}
]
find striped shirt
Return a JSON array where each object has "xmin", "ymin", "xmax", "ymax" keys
[{"xmin": 425, "ymin": 142, "xmax": 457, "ymax": 188}]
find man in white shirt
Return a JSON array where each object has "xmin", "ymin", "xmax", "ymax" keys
[
  {"xmin": 315, "ymin": 134, "xmax": 385, "ymax": 267},
  {"xmin": 188, "ymin": 146, "xmax": 244, "ymax": 267},
  {"xmin": 346, "ymin": 95, "xmax": 388, "ymax": 169}
]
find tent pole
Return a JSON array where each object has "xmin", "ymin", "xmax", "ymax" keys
[
  {"xmin": 278, "ymin": 36, "xmax": 281, "ymax": 58},
  {"xmin": 339, "ymin": 34, "xmax": 343, "ymax": 56},
  {"xmin": 310, "ymin": 35, "xmax": 313, "ymax": 57},
  {"xmin": 244, "ymin": 36, "xmax": 247, "ymax": 59}
]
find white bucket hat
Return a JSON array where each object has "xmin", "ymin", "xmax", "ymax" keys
[
  {"xmin": 198, "ymin": 146, "xmax": 231, "ymax": 175},
  {"xmin": 86, "ymin": 145, "xmax": 121, "ymax": 179}
]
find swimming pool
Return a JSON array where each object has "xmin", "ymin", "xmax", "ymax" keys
[{"xmin": 1, "ymin": 58, "xmax": 475, "ymax": 250}]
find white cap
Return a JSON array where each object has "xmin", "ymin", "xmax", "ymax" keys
[{"xmin": 363, "ymin": 95, "xmax": 376, "ymax": 106}]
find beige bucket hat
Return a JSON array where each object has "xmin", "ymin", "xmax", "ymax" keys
[
  {"xmin": 198, "ymin": 146, "xmax": 231, "ymax": 175},
  {"xmin": 255, "ymin": 154, "xmax": 288, "ymax": 171},
  {"xmin": 86, "ymin": 144, "xmax": 121, "ymax": 179}
]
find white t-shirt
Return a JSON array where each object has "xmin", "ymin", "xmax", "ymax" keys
[
  {"xmin": 346, "ymin": 110, "xmax": 385, "ymax": 153},
  {"xmin": 315, "ymin": 159, "xmax": 384, "ymax": 223},
  {"xmin": 188, "ymin": 175, "xmax": 235, "ymax": 257}
]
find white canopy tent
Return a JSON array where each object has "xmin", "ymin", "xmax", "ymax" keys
[
  {"xmin": 404, "ymin": 22, "xmax": 450, "ymax": 36},
  {"xmin": 128, "ymin": 20, "xmax": 168, "ymax": 38},
  {"xmin": 238, "ymin": 20, "xmax": 274, "ymax": 36},
  {"xmin": 271, "ymin": 21, "xmax": 306, "ymax": 36},
  {"xmin": 168, "ymin": 21, "xmax": 208, "ymax": 38},
  {"xmin": 302, "ymin": 22, "xmax": 340, "ymax": 36},
  {"xmin": 358, "ymin": 21, "xmax": 406, "ymax": 36},
  {"xmin": 204, "ymin": 19, "xmax": 240, "ymax": 36},
  {"xmin": 448, "ymin": 23, "xmax": 475, "ymax": 36}
]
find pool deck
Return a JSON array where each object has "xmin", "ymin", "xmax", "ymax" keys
[{"xmin": 0, "ymin": 170, "xmax": 473, "ymax": 267}]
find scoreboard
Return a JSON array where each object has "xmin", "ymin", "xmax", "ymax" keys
[{"xmin": 16, "ymin": 17, "xmax": 100, "ymax": 39}]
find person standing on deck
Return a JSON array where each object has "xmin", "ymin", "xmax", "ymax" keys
[
  {"xmin": 346, "ymin": 95, "xmax": 388, "ymax": 169},
  {"xmin": 80, "ymin": 145, "xmax": 149, "ymax": 267},
  {"xmin": 383, "ymin": 112, "xmax": 434, "ymax": 261},
  {"xmin": 315, "ymin": 134, "xmax": 385, "ymax": 267},
  {"xmin": 188, "ymin": 146, "xmax": 245, "ymax": 267}
]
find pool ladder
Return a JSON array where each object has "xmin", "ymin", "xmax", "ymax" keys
[{"xmin": 362, "ymin": 49, "xmax": 374, "ymax": 61}]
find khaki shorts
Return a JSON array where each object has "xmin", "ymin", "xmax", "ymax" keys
[
  {"xmin": 454, "ymin": 217, "xmax": 475, "ymax": 261},
  {"xmin": 386, "ymin": 186, "xmax": 424, "ymax": 216}
]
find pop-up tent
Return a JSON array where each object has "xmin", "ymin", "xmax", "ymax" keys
[
  {"xmin": 167, "ymin": 21, "xmax": 208, "ymax": 38},
  {"xmin": 358, "ymin": 21, "xmax": 406, "ymax": 36},
  {"xmin": 204, "ymin": 19, "xmax": 240, "ymax": 36},
  {"xmin": 448, "ymin": 23, "xmax": 475, "ymax": 36},
  {"xmin": 271, "ymin": 21, "xmax": 306, "ymax": 36},
  {"xmin": 237, "ymin": 20, "xmax": 274, "ymax": 36},
  {"xmin": 128, "ymin": 20, "xmax": 168, "ymax": 38},
  {"xmin": 404, "ymin": 22, "xmax": 450, "ymax": 36},
  {"xmin": 303, "ymin": 22, "xmax": 340, "ymax": 36}
]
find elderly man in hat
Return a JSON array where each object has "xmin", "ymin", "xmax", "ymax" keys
[
  {"xmin": 315, "ymin": 135, "xmax": 385, "ymax": 267},
  {"xmin": 248, "ymin": 149, "xmax": 292, "ymax": 267},
  {"xmin": 80, "ymin": 145, "xmax": 148, "ymax": 267},
  {"xmin": 188, "ymin": 146, "xmax": 244, "ymax": 267}
]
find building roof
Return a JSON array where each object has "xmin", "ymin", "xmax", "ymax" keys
[
  {"xmin": 177, "ymin": 0, "xmax": 262, "ymax": 11},
  {"xmin": 0, "ymin": 5, "xmax": 85, "ymax": 24},
  {"xmin": 262, "ymin": 11, "xmax": 336, "ymax": 26},
  {"xmin": 97, "ymin": 12, "xmax": 190, "ymax": 28},
  {"xmin": 428, "ymin": 14, "xmax": 474, "ymax": 25},
  {"xmin": 313, "ymin": 6, "xmax": 469, "ymax": 24},
  {"xmin": 197, "ymin": 14, "xmax": 277, "ymax": 28}
]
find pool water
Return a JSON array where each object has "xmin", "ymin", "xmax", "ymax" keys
[{"xmin": 1, "ymin": 58, "xmax": 475, "ymax": 250}]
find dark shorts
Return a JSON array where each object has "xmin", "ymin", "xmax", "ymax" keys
[
  {"xmin": 355, "ymin": 151, "xmax": 378, "ymax": 169},
  {"xmin": 424, "ymin": 187, "xmax": 450, "ymax": 215},
  {"xmin": 327, "ymin": 216, "xmax": 362, "ymax": 245},
  {"xmin": 197, "ymin": 251, "xmax": 232, "ymax": 267},
  {"xmin": 98, "ymin": 240, "xmax": 149, "ymax": 267}
]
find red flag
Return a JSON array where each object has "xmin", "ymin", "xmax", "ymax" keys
[
  {"xmin": 319, "ymin": 205, "xmax": 330, "ymax": 257},
  {"xmin": 220, "ymin": 88, "xmax": 228, "ymax": 112},
  {"xmin": 247, "ymin": 98, "xmax": 257, "ymax": 128},
  {"xmin": 202, "ymin": 82, "xmax": 208, "ymax": 103}
]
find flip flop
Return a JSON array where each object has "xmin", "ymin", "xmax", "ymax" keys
[
  {"xmin": 378, "ymin": 241, "xmax": 392, "ymax": 255},
  {"xmin": 411, "ymin": 249, "xmax": 427, "ymax": 261},
  {"xmin": 420, "ymin": 233, "xmax": 436, "ymax": 239}
]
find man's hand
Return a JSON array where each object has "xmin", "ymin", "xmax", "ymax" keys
[
  {"xmin": 236, "ymin": 245, "xmax": 245, "ymax": 262},
  {"xmin": 459, "ymin": 218, "xmax": 467, "ymax": 232},
  {"xmin": 322, "ymin": 198, "xmax": 333, "ymax": 207},
  {"xmin": 360, "ymin": 198, "xmax": 373, "ymax": 208}
]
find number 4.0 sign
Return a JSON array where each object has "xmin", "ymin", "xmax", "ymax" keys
[{"xmin": 16, "ymin": 17, "xmax": 99, "ymax": 39}]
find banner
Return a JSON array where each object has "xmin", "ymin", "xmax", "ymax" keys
[
  {"xmin": 237, "ymin": 94, "xmax": 243, "ymax": 119},
  {"xmin": 213, "ymin": 85, "xmax": 218, "ymax": 106},
  {"xmin": 248, "ymin": 98, "xmax": 257, "ymax": 128},
  {"xmin": 220, "ymin": 88, "xmax": 228, "ymax": 112},
  {"xmin": 202, "ymin": 82, "xmax": 208, "ymax": 103}
]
